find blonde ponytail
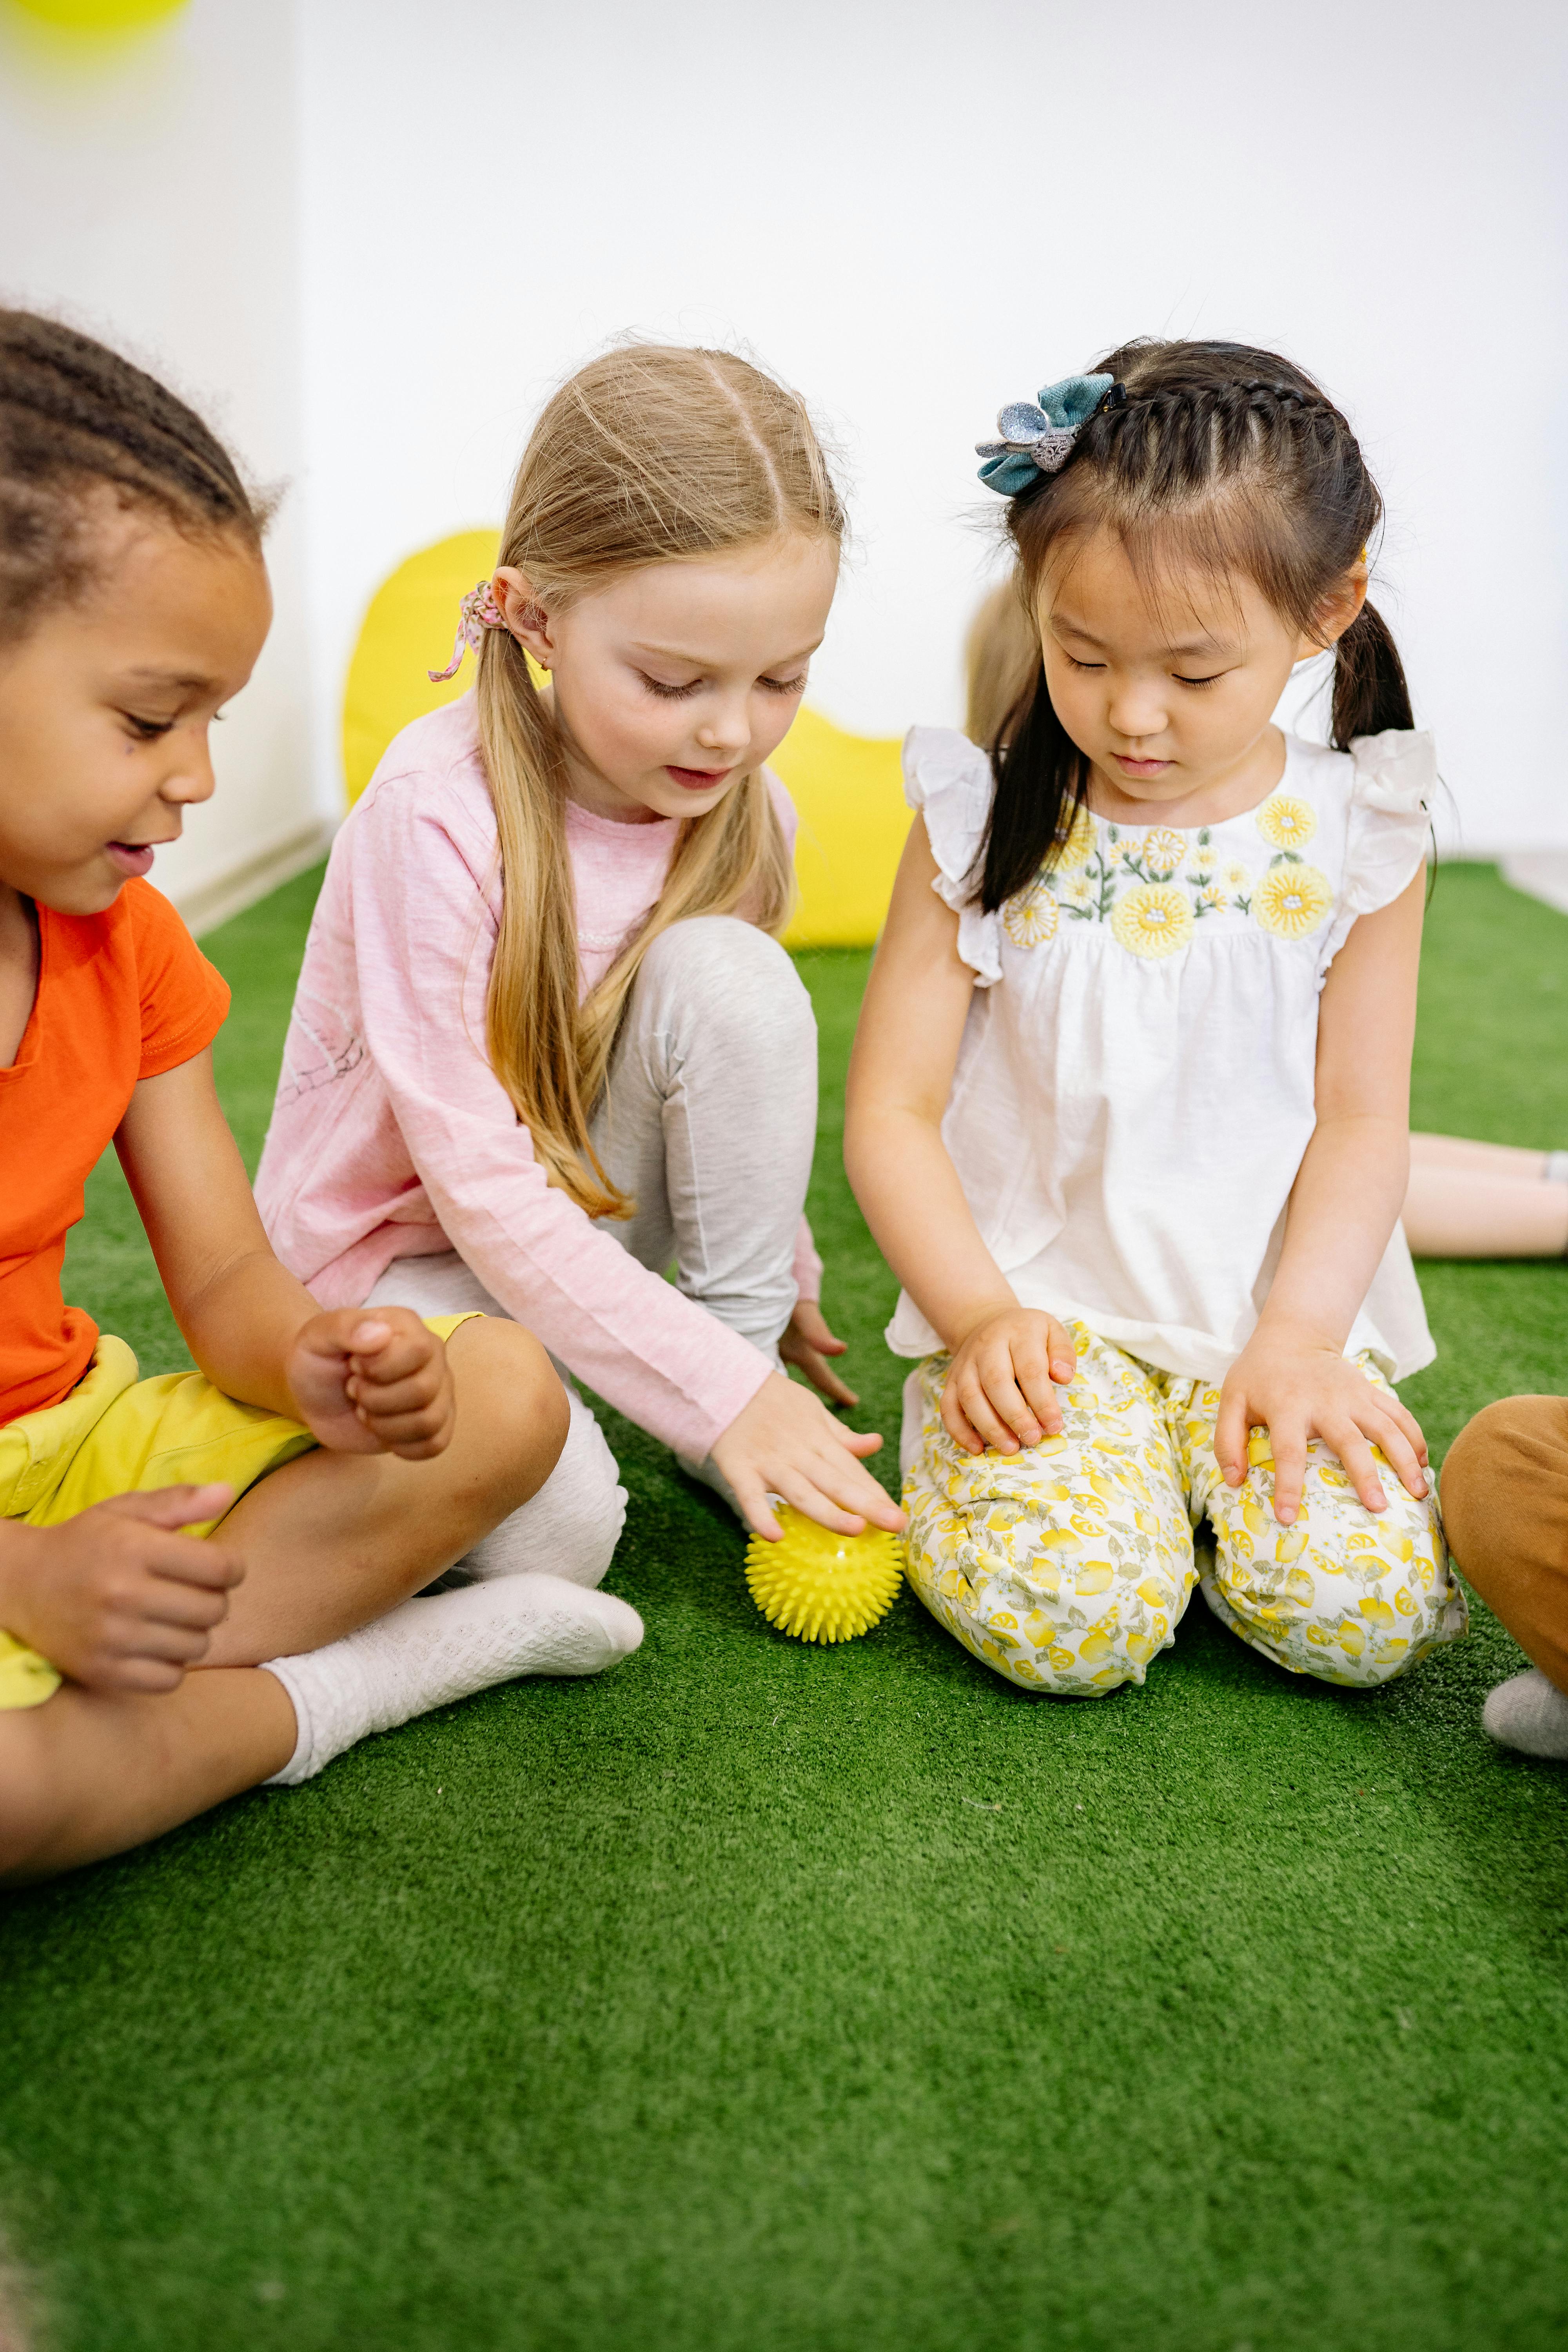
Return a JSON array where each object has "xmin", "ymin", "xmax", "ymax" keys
[{"xmin": 475, "ymin": 345, "xmax": 841, "ymax": 1218}]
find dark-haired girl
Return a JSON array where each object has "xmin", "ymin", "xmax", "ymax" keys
[
  {"xmin": 0, "ymin": 314, "xmax": 640, "ymax": 1880},
  {"xmin": 846, "ymin": 341, "xmax": 1466, "ymax": 1697}
]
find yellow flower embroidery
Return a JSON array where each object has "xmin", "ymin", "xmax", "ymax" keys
[
  {"xmin": 1140, "ymin": 826, "xmax": 1187, "ymax": 875},
  {"xmin": 1252, "ymin": 862, "xmax": 1333, "ymax": 940},
  {"xmin": 1003, "ymin": 884, "xmax": 1060, "ymax": 948},
  {"xmin": 1110, "ymin": 882, "xmax": 1194, "ymax": 959},
  {"xmin": 1220, "ymin": 858, "xmax": 1252, "ymax": 891},
  {"xmin": 1256, "ymin": 793, "xmax": 1316, "ymax": 851},
  {"xmin": 1054, "ymin": 808, "xmax": 1097, "ymax": 869},
  {"xmin": 1062, "ymin": 870, "xmax": 1096, "ymax": 910}
]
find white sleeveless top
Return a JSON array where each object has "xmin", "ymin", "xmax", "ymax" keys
[{"xmin": 887, "ymin": 725, "xmax": 1437, "ymax": 1385}]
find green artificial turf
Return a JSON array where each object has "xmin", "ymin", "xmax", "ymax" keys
[{"xmin": 3, "ymin": 861, "xmax": 1567, "ymax": 2351}]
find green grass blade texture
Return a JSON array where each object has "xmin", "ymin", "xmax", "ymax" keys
[{"xmin": 1, "ymin": 860, "xmax": 1564, "ymax": 2350}]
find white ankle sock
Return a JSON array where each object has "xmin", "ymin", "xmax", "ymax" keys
[
  {"xmin": 1482, "ymin": 1666, "xmax": 1568, "ymax": 1759},
  {"xmin": 261, "ymin": 1575, "xmax": 644, "ymax": 1786}
]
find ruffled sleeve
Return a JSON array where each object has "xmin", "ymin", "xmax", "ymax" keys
[
  {"xmin": 902, "ymin": 725, "xmax": 1002, "ymax": 985},
  {"xmin": 1321, "ymin": 729, "xmax": 1435, "ymax": 964}
]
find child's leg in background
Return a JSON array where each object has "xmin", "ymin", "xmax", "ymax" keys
[
  {"xmin": 1178, "ymin": 1359, "xmax": 1468, "ymax": 1686},
  {"xmin": 366, "ymin": 1254, "xmax": 628, "ymax": 1589},
  {"xmin": 900, "ymin": 1326, "xmax": 1197, "ymax": 1694},
  {"xmin": 592, "ymin": 915, "xmax": 817, "ymax": 1367}
]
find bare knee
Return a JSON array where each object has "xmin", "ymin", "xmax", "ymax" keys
[
  {"xmin": 0, "ymin": 1708, "xmax": 70, "ymax": 1882},
  {"xmin": 446, "ymin": 1317, "xmax": 572, "ymax": 1514}
]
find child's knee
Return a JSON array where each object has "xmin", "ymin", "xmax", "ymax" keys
[
  {"xmin": 902, "ymin": 1377, "xmax": 1192, "ymax": 1696},
  {"xmin": 1442, "ymin": 1395, "xmax": 1568, "ymax": 1590},
  {"xmin": 457, "ymin": 1391, "xmax": 626, "ymax": 1590},
  {"xmin": 1209, "ymin": 1488, "xmax": 1465, "ymax": 1686},
  {"xmin": 555, "ymin": 1453, "xmax": 627, "ymax": 1589},
  {"xmin": 904, "ymin": 1496, "xmax": 1182, "ymax": 1698},
  {"xmin": 638, "ymin": 916, "xmax": 811, "ymax": 1050},
  {"xmin": 528, "ymin": 1398, "xmax": 627, "ymax": 1588},
  {"xmin": 447, "ymin": 1317, "xmax": 572, "ymax": 1504},
  {"xmin": 0, "ymin": 1709, "xmax": 66, "ymax": 1881}
]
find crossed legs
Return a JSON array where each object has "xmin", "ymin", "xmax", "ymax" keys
[{"xmin": 0, "ymin": 1316, "xmax": 567, "ymax": 1880}]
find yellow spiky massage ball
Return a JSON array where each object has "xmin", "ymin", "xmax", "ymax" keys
[{"xmin": 744, "ymin": 1506, "xmax": 904, "ymax": 1644}]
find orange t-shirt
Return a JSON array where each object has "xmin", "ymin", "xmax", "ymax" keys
[{"xmin": 0, "ymin": 879, "xmax": 230, "ymax": 1426}]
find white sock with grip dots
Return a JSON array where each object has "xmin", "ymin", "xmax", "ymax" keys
[{"xmin": 260, "ymin": 1574, "xmax": 643, "ymax": 1786}]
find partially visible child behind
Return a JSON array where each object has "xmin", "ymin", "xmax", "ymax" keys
[
  {"xmin": 0, "ymin": 315, "xmax": 640, "ymax": 1883},
  {"xmin": 963, "ymin": 579, "xmax": 1038, "ymax": 754},
  {"xmin": 847, "ymin": 341, "xmax": 1467, "ymax": 1697},
  {"xmin": 256, "ymin": 346, "xmax": 903, "ymax": 1553}
]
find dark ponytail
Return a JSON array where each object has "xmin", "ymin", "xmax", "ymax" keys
[
  {"xmin": 980, "ymin": 664, "xmax": 1088, "ymax": 913},
  {"xmin": 974, "ymin": 338, "xmax": 1409, "ymax": 912},
  {"xmin": 1329, "ymin": 597, "xmax": 1413, "ymax": 746}
]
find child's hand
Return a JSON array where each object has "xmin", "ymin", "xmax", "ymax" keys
[
  {"xmin": 286, "ymin": 1308, "xmax": 456, "ymax": 1461},
  {"xmin": 710, "ymin": 1372, "xmax": 906, "ymax": 1543},
  {"xmin": 942, "ymin": 1308, "xmax": 1078, "ymax": 1455},
  {"xmin": 0, "ymin": 1485, "xmax": 242, "ymax": 1694},
  {"xmin": 1214, "ymin": 1333, "xmax": 1431, "ymax": 1524},
  {"xmin": 779, "ymin": 1299, "xmax": 858, "ymax": 1408}
]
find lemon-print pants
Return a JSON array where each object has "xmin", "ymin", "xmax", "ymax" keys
[{"xmin": 901, "ymin": 1325, "xmax": 1467, "ymax": 1695}]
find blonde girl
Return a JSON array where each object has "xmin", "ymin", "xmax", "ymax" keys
[
  {"xmin": 259, "ymin": 347, "xmax": 901, "ymax": 1550},
  {"xmin": 846, "ymin": 339, "xmax": 1467, "ymax": 1699}
]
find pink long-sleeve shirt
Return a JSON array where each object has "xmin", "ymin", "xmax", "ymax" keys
[{"xmin": 256, "ymin": 696, "xmax": 821, "ymax": 1461}]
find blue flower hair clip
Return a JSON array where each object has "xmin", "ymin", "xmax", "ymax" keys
[{"xmin": 976, "ymin": 373, "xmax": 1124, "ymax": 496}]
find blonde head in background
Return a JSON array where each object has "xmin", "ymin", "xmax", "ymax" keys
[
  {"xmin": 475, "ymin": 346, "xmax": 844, "ymax": 1220},
  {"xmin": 963, "ymin": 577, "xmax": 1041, "ymax": 752}
]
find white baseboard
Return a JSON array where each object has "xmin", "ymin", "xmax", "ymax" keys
[
  {"xmin": 1500, "ymin": 852, "xmax": 1568, "ymax": 919},
  {"xmin": 166, "ymin": 817, "xmax": 339, "ymax": 938}
]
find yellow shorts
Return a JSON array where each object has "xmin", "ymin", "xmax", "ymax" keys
[{"xmin": 0, "ymin": 1319, "xmax": 475, "ymax": 1711}]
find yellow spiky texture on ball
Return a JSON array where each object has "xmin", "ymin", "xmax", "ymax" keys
[{"xmin": 744, "ymin": 1506, "xmax": 904, "ymax": 1644}]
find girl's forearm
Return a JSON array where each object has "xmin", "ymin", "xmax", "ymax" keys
[
  {"xmin": 1257, "ymin": 1112, "xmax": 1410, "ymax": 1350},
  {"xmin": 846, "ymin": 1107, "xmax": 1015, "ymax": 1350},
  {"xmin": 172, "ymin": 1248, "xmax": 321, "ymax": 1419}
]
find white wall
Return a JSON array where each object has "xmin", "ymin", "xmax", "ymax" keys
[
  {"xmin": 0, "ymin": 0, "xmax": 330, "ymax": 927},
  {"xmin": 298, "ymin": 0, "xmax": 1568, "ymax": 854},
  {"xmin": 2, "ymin": 0, "xmax": 1564, "ymax": 874}
]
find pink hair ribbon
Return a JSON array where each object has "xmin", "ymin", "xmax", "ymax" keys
[{"xmin": 428, "ymin": 579, "xmax": 508, "ymax": 681}]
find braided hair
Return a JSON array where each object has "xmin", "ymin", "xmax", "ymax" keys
[
  {"xmin": 979, "ymin": 338, "xmax": 1413, "ymax": 912},
  {"xmin": 0, "ymin": 309, "xmax": 268, "ymax": 644}
]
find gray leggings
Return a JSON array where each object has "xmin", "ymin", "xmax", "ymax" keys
[{"xmin": 367, "ymin": 915, "xmax": 817, "ymax": 1582}]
